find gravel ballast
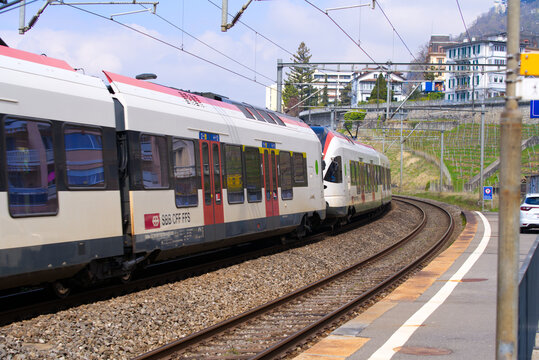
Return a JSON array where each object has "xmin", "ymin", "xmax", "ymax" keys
[{"xmin": 0, "ymin": 200, "xmax": 462, "ymax": 359}]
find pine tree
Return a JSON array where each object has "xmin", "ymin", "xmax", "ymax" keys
[
  {"xmin": 369, "ymin": 73, "xmax": 393, "ymax": 102},
  {"xmin": 282, "ymin": 80, "xmax": 300, "ymax": 116},
  {"xmin": 319, "ymin": 75, "xmax": 329, "ymax": 107},
  {"xmin": 339, "ymin": 82, "xmax": 352, "ymax": 107},
  {"xmin": 284, "ymin": 42, "xmax": 316, "ymax": 114}
]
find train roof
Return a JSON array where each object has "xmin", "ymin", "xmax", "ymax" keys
[
  {"xmin": 103, "ymin": 71, "xmax": 311, "ymax": 132},
  {"xmin": 0, "ymin": 45, "xmax": 116, "ymax": 128},
  {"xmin": 0, "ymin": 45, "xmax": 313, "ymax": 140},
  {"xmin": 310, "ymin": 126, "xmax": 380, "ymax": 160},
  {"xmin": 0, "ymin": 45, "xmax": 74, "ymax": 71}
]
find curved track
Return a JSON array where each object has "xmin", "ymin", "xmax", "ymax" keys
[{"xmin": 135, "ymin": 197, "xmax": 455, "ymax": 360}]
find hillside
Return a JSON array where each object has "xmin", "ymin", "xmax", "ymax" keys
[{"xmin": 457, "ymin": 0, "xmax": 539, "ymax": 40}]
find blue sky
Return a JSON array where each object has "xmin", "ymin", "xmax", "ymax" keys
[{"xmin": 0, "ymin": 0, "xmax": 495, "ymax": 107}]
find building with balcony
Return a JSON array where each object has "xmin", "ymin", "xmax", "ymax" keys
[
  {"xmin": 312, "ymin": 70, "xmax": 353, "ymax": 104},
  {"xmin": 444, "ymin": 33, "xmax": 534, "ymax": 102},
  {"xmin": 427, "ymin": 35, "xmax": 457, "ymax": 85},
  {"xmin": 350, "ymin": 66, "xmax": 406, "ymax": 105}
]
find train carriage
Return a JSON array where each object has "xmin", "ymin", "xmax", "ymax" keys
[
  {"xmin": 0, "ymin": 46, "xmax": 124, "ymax": 291},
  {"xmin": 106, "ymin": 72, "xmax": 326, "ymax": 262},
  {"xmin": 311, "ymin": 126, "xmax": 391, "ymax": 222},
  {"xmin": 0, "ymin": 44, "xmax": 390, "ymax": 295}
]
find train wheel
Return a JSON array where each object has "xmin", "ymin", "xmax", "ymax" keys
[
  {"xmin": 52, "ymin": 281, "xmax": 71, "ymax": 298},
  {"xmin": 120, "ymin": 271, "xmax": 133, "ymax": 284},
  {"xmin": 294, "ymin": 215, "xmax": 308, "ymax": 239}
]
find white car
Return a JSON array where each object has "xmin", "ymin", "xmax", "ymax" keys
[{"xmin": 520, "ymin": 193, "xmax": 539, "ymax": 232}]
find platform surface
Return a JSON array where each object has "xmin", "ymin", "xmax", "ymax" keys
[{"xmin": 294, "ymin": 212, "xmax": 539, "ymax": 360}]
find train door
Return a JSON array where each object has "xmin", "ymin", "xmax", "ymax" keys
[
  {"xmin": 263, "ymin": 149, "xmax": 279, "ymax": 218},
  {"xmin": 200, "ymin": 139, "xmax": 224, "ymax": 239}
]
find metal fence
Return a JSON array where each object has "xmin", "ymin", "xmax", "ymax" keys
[{"xmin": 518, "ymin": 235, "xmax": 539, "ymax": 359}]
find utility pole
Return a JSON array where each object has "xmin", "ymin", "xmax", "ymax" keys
[
  {"xmin": 277, "ymin": 59, "xmax": 283, "ymax": 113},
  {"xmin": 18, "ymin": 0, "xmax": 25, "ymax": 34},
  {"xmin": 221, "ymin": 0, "xmax": 228, "ymax": 32},
  {"xmin": 400, "ymin": 112, "xmax": 403, "ymax": 190},
  {"xmin": 386, "ymin": 62, "xmax": 391, "ymax": 122},
  {"xmin": 496, "ymin": 0, "xmax": 521, "ymax": 358},
  {"xmin": 440, "ymin": 128, "xmax": 444, "ymax": 192},
  {"xmin": 480, "ymin": 103, "xmax": 485, "ymax": 212}
]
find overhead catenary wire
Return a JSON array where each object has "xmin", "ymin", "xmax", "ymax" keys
[
  {"xmin": 375, "ymin": 0, "xmax": 416, "ymax": 61},
  {"xmin": 62, "ymin": 3, "xmax": 274, "ymax": 88},
  {"xmin": 206, "ymin": 0, "xmax": 295, "ymax": 57},
  {"xmin": 0, "ymin": 0, "xmax": 38, "ymax": 15},
  {"xmin": 136, "ymin": 3, "xmax": 275, "ymax": 83},
  {"xmin": 303, "ymin": 0, "xmax": 377, "ymax": 63},
  {"xmin": 455, "ymin": 0, "xmax": 473, "ymax": 42}
]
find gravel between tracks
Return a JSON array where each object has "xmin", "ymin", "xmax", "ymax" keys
[{"xmin": 0, "ymin": 199, "xmax": 463, "ymax": 360}]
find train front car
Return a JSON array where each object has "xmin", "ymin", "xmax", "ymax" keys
[
  {"xmin": 311, "ymin": 126, "xmax": 391, "ymax": 224},
  {"xmin": 0, "ymin": 46, "xmax": 124, "ymax": 294},
  {"xmin": 106, "ymin": 72, "xmax": 326, "ymax": 264}
]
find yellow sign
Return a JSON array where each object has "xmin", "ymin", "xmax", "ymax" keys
[{"xmin": 521, "ymin": 53, "xmax": 539, "ymax": 76}]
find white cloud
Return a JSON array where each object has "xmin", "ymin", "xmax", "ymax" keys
[{"xmin": 0, "ymin": 0, "xmax": 495, "ymax": 106}]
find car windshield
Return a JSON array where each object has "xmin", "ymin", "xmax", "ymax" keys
[{"xmin": 525, "ymin": 197, "xmax": 539, "ymax": 205}]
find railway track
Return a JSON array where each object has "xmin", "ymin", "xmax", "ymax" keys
[
  {"xmin": 0, "ymin": 204, "xmax": 389, "ymax": 327},
  {"xmin": 134, "ymin": 197, "xmax": 455, "ymax": 360}
]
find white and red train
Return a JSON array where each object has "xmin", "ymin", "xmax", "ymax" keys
[{"xmin": 0, "ymin": 45, "xmax": 391, "ymax": 294}]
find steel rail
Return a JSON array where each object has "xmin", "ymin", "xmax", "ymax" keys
[
  {"xmin": 135, "ymin": 198, "xmax": 451, "ymax": 360},
  {"xmin": 254, "ymin": 196, "xmax": 454, "ymax": 359}
]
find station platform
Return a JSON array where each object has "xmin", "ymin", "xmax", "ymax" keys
[{"xmin": 294, "ymin": 211, "xmax": 539, "ymax": 360}]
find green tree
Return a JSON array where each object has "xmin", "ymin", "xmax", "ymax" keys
[
  {"xmin": 318, "ymin": 75, "xmax": 329, "ymax": 107},
  {"xmin": 339, "ymin": 82, "xmax": 352, "ymax": 107},
  {"xmin": 282, "ymin": 80, "xmax": 300, "ymax": 116},
  {"xmin": 284, "ymin": 42, "xmax": 316, "ymax": 114},
  {"xmin": 369, "ymin": 73, "xmax": 392, "ymax": 102},
  {"xmin": 343, "ymin": 110, "xmax": 367, "ymax": 130}
]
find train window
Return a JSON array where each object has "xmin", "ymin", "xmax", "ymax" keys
[
  {"xmin": 140, "ymin": 134, "xmax": 169, "ymax": 189},
  {"xmin": 359, "ymin": 163, "xmax": 365, "ymax": 192},
  {"xmin": 350, "ymin": 161, "xmax": 356, "ymax": 186},
  {"xmin": 235, "ymin": 105, "xmax": 255, "ymax": 120},
  {"xmin": 293, "ymin": 152, "xmax": 308, "ymax": 186},
  {"xmin": 173, "ymin": 138, "xmax": 198, "ymax": 207},
  {"xmin": 5, "ymin": 118, "xmax": 58, "ymax": 216},
  {"xmin": 280, "ymin": 151, "xmax": 293, "ymax": 200},
  {"xmin": 257, "ymin": 110, "xmax": 277, "ymax": 124},
  {"xmin": 365, "ymin": 164, "xmax": 371, "ymax": 192},
  {"xmin": 224, "ymin": 145, "xmax": 244, "ymax": 204},
  {"xmin": 244, "ymin": 105, "xmax": 265, "ymax": 122},
  {"xmin": 264, "ymin": 150, "xmax": 270, "ymax": 200},
  {"xmin": 64, "ymin": 126, "xmax": 105, "ymax": 188},
  {"xmin": 268, "ymin": 113, "xmax": 286, "ymax": 126},
  {"xmin": 271, "ymin": 151, "xmax": 278, "ymax": 196},
  {"xmin": 202, "ymin": 143, "xmax": 211, "ymax": 205},
  {"xmin": 212, "ymin": 144, "xmax": 221, "ymax": 204},
  {"xmin": 324, "ymin": 156, "xmax": 342, "ymax": 184},
  {"xmin": 355, "ymin": 162, "xmax": 360, "ymax": 194},
  {"xmin": 244, "ymin": 147, "xmax": 262, "ymax": 202}
]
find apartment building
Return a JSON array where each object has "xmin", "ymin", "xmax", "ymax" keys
[
  {"xmin": 351, "ymin": 66, "xmax": 406, "ymax": 105},
  {"xmin": 444, "ymin": 33, "xmax": 533, "ymax": 102}
]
